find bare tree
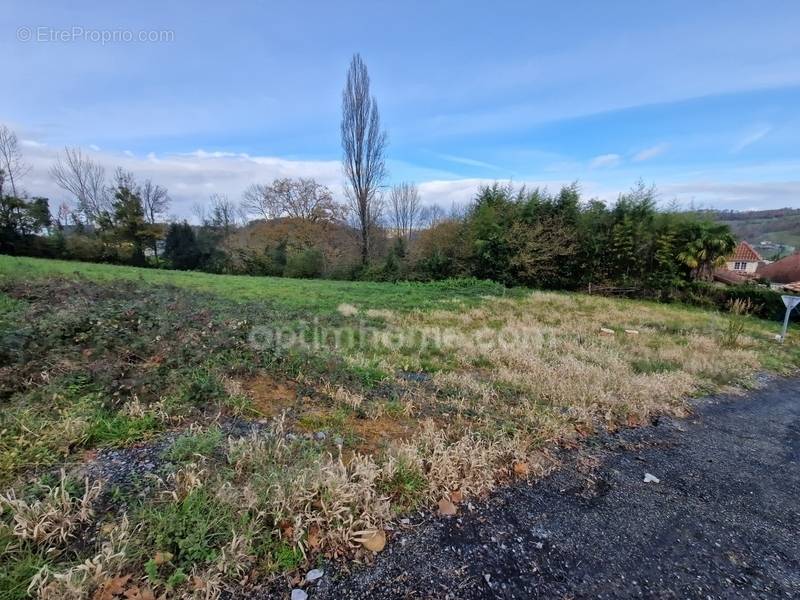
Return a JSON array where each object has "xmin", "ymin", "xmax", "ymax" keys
[
  {"xmin": 0, "ymin": 125, "xmax": 31, "ymax": 197},
  {"xmin": 50, "ymin": 147, "xmax": 108, "ymax": 224},
  {"xmin": 141, "ymin": 179, "xmax": 170, "ymax": 224},
  {"xmin": 192, "ymin": 202, "xmax": 207, "ymax": 226},
  {"xmin": 242, "ymin": 183, "xmax": 280, "ymax": 220},
  {"xmin": 242, "ymin": 177, "xmax": 341, "ymax": 222},
  {"xmin": 388, "ymin": 182, "xmax": 421, "ymax": 241},
  {"xmin": 140, "ymin": 179, "xmax": 170, "ymax": 259},
  {"xmin": 420, "ymin": 204, "xmax": 446, "ymax": 228},
  {"xmin": 111, "ymin": 167, "xmax": 137, "ymax": 195},
  {"xmin": 208, "ymin": 193, "xmax": 238, "ymax": 235},
  {"xmin": 341, "ymin": 53, "xmax": 387, "ymax": 264}
]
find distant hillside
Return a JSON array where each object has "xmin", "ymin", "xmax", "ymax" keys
[{"xmin": 701, "ymin": 208, "xmax": 800, "ymax": 256}]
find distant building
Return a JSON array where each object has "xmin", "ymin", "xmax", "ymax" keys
[
  {"xmin": 725, "ymin": 241, "xmax": 765, "ymax": 274},
  {"xmin": 757, "ymin": 252, "xmax": 800, "ymax": 285}
]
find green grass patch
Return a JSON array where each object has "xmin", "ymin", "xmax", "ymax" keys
[
  {"xmin": 0, "ymin": 255, "xmax": 509, "ymax": 314},
  {"xmin": 86, "ymin": 413, "xmax": 161, "ymax": 447},
  {"xmin": 0, "ymin": 530, "xmax": 49, "ymax": 600},
  {"xmin": 164, "ymin": 427, "xmax": 223, "ymax": 463},
  {"xmin": 136, "ymin": 488, "xmax": 232, "ymax": 571}
]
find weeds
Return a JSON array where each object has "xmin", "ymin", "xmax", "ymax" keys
[
  {"xmin": 164, "ymin": 427, "xmax": 223, "ymax": 463},
  {"xmin": 137, "ymin": 488, "xmax": 232, "ymax": 571},
  {"xmin": 0, "ymin": 264, "xmax": 796, "ymax": 597},
  {"xmin": 721, "ymin": 298, "xmax": 754, "ymax": 348},
  {"xmin": 0, "ymin": 471, "xmax": 101, "ymax": 546}
]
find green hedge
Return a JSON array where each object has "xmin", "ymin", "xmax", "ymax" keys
[{"xmin": 681, "ymin": 282, "xmax": 796, "ymax": 321}]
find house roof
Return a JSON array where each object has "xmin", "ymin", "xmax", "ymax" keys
[
  {"xmin": 729, "ymin": 241, "xmax": 762, "ymax": 262},
  {"xmin": 782, "ymin": 281, "xmax": 800, "ymax": 294},
  {"xmin": 713, "ymin": 268, "xmax": 749, "ymax": 285},
  {"xmin": 757, "ymin": 252, "xmax": 800, "ymax": 284}
]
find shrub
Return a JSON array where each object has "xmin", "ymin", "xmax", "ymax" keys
[
  {"xmin": 284, "ymin": 248, "xmax": 324, "ymax": 278},
  {"xmin": 682, "ymin": 282, "xmax": 791, "ymax": 321}
]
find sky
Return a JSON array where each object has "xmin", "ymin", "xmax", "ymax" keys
[{"xmin": 2, "ymin": 1, "xmax": 800, "ymax": 220}]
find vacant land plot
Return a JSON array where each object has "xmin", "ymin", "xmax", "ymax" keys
[{"xmin": 1, "ymin": 255, "xmax": 798, "ymax": 600}]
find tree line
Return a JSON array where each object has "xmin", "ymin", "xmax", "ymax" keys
[{"xmin": 1, "ymin": 53, "xmax": 740, "ymax": 298}]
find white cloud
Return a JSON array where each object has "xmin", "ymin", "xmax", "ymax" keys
[
  {"xmin": 633, "ymin": 143, "xmax": 668, "ymax": 162},
  {"xmin": 434, "ymin": 153, "xmax": 505, "ymax": 171},
  {"xmin": 589, "ymin": 153, "xmax": 621, "ymax": 169},
  {"xmin": 16, "ymin": 137, "xmax": 800, "ymax": 223},
  {"xmin": 417, "ymin": 178, "xmax": 614, "ymax": 209},
  {"xmin": 661, "ymin": 179, "xmax": 800, "ymax": 210},
  {"xmin": 731, "ymin": 124, "xmax": 772, "ymax": 153},
  {"xmin": 19, "ymin": 141, "xmax": 342, "ymax": 221}
]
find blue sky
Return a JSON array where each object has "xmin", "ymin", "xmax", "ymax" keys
[{"xmin": 3, "ymin": 1, "xmax": 800, "ymax": 217}]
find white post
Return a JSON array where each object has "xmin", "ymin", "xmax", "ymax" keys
[
  {"xmin": 781, "ymin": 307, "xmax": 791, "ymax": 343},
  {"xmin": 780, "ymin": 295, "xmax": 800, "ymax": 343}
]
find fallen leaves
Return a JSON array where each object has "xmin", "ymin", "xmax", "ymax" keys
[
  {"xmin": 437, "ymin": 497, "xmax": 457, "ymax": 516},
  {"xmin": 123, "ymin": 587, "xmax": 156, "ymax": 600},
  {"xmin": 93, "ymin": 575, "xmax": 131, "ymax": 600},
  {"xmin": 307, "ymin": 525, "xmax": 322, "ymax": 551},
  {"xmin": 513, "ymin": 461, "xmax": 530, "ymax": 477},
  {"xmin": 353, "ymin": 529, "xmax": 386, "ymax": 552},
  {"xmin": 93, "ymin": 575, "xmax": 158, "ymax": 600}
]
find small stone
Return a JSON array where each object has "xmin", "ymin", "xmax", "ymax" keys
[
  {"xmin": 305, "ymin": 568, "xmax": 324, "ymax": 583},
  {"xmin": 314, "ymin": 431, "xmax": 327, "ymax": 441},
  {"xmin": 599, "ymin": 327, "xmax": 615, "ymax": 336},
  {"xmin": 291, "ymin": 589, "xmax": 307, "ymax": 600},
  {"xmin": 625, "ymin": 329, "xmax": 640, "ymax": 335},
  {"xmin": 643, "ymin": 473, "xmax": 660, "ymax": 483}
]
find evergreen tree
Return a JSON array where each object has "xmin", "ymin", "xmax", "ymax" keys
[{"xmin": 164, "ymin": 222, "xmax": 201, "ymax": 270}]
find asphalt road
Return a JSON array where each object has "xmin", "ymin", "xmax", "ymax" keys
[{"xmin": 305, "ymin": 376, "xmax": 800, "ymax": 599}]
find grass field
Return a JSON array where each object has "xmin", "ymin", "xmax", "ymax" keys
[
  {"xmin": 0, "ymin": 256, "xmax": 509, "ymax": 313},
  {"xmin": 1, "ymin": 255, "xmax": 798, "ymax": 599}
]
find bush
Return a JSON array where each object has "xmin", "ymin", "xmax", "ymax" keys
[
  {"xmin": 681, "ymin": 282, "xmax": 793, "ymax": 321},
  {"xmin": 284, "ymin": 248, "xmax": 324, "ymax": 278}
]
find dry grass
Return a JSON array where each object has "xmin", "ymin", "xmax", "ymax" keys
[
  {"xmin": 0, "ymin": 471, "xmax": 102, "ymax": 546},
  {"xmin": 340, "ymin": 291, "xmax": 781, "ymax": 439},
  {"xmin": 2, "ymin": 280, "xmax": 797, "ymax": 598},
  {"xmin": 30, "ymin": 517, "xmax": 130, "ymax": 600}
]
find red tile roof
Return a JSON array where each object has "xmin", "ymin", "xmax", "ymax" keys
[
  {"xmin": 782, "ymin": 281, "xmax": 800, "ymax": 294},
  {"xmin": 729, "ymin": 241, "xmax": 762, "ymax": 262},
  {"xmin": 758, "ymin": 252, "xmax": 800, "ymax": 284}
]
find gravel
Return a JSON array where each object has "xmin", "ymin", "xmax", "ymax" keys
[{"xmin": 298, "ymin": 375, "xmax": 800, "ymax": 599}]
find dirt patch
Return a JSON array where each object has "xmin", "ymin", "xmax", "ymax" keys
[
  {"xmin": 242, "ymin": 374, "xmax": 299, "ymax": 417},
  {"xmin": 349, "ymin": 415, "xmax": 414, "ymax": 455}
]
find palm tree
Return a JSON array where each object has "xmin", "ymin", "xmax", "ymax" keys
[{"xmin": 677, "ymin": 221, "xmax": 736, "ymax": 281}]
